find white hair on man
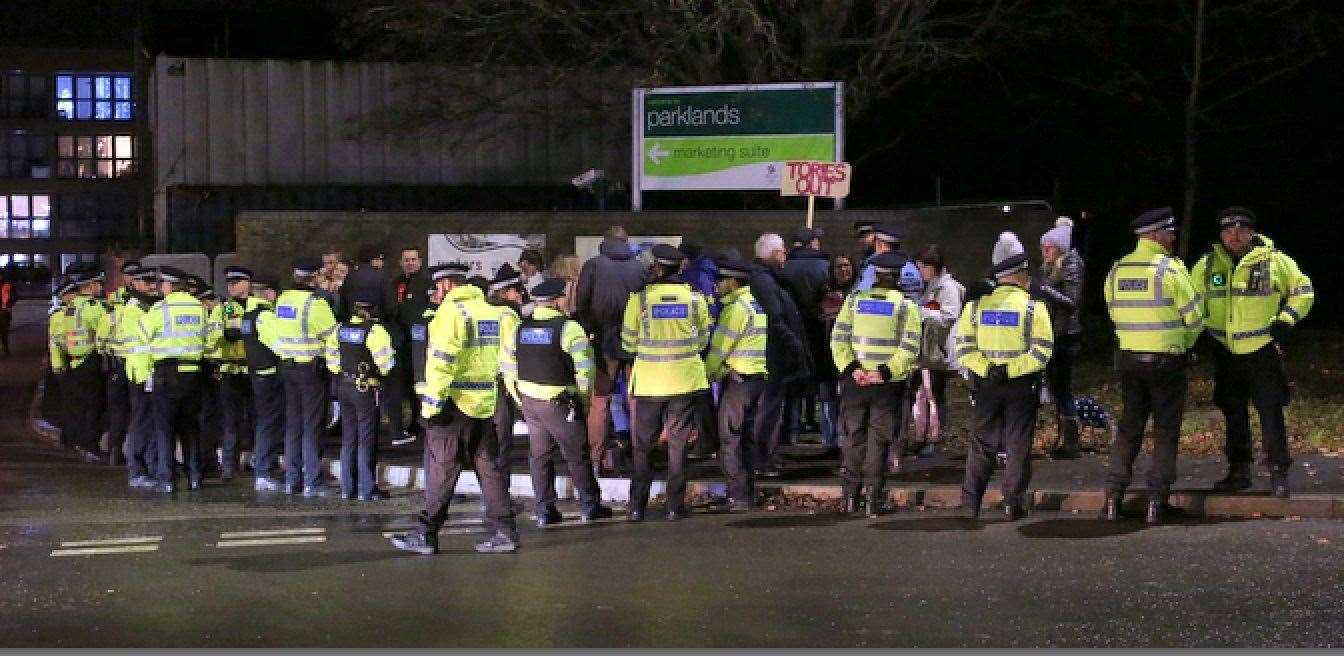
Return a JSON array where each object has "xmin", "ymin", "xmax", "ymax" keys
[{"xmin": 754, "ymin": 233, "xmax": 786, "ymax": 260}]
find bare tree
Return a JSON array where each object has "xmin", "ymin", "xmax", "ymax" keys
[{"xmin": 339, "ymin": 1, "xmax": 1013, "ymax": 154}]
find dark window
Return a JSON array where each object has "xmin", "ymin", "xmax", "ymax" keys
[
  {"xmin": 55, "ymin": 73, "xmax": 132, "ymax": 121},
  {"xmin": 3, "ymin": 72, "xmax": 49, "ymax": 119},
  {"xmin": 0, "ymin": 131, "xmax": 51, "ymax": 179}
]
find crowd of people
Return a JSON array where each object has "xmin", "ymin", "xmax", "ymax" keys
[{"xmin": 41, "ymin": 206, "xmax": 1313, "ymax": 554}]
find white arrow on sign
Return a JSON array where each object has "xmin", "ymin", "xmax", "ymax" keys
[{"xmin": 648, "ymin": 142, "xmax": 669, "ymax": 165}]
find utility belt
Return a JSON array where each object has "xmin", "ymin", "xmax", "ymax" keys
[
  {"xmin": 341, "ymin": 363, "xmax": 380, "ymax": 392},
  {"xmin": 153, "ymin": 357, "xmax": 202, "ymax": 374},
  {"xmin": 1118, "ymin": 350, "xmax": 1185, "ymax": 365}
]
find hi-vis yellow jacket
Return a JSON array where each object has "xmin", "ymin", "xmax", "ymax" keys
[
  {"xmin": 831, "ymin": 286, "xmax": 923, "ymax": 382},
  {"xmin": 421, "ymin": 285, "xmax": 513, "ymax": 420},
  {"xmin": 954, "ymin": 283, "xmax": 1052, "ymax": 379},
  {"xmin": 1191, "ymin": 234, "xmax": 1313, "ymax": 355},
  {"xmin": 1104, "ymin": 239, "xmax": 1203, "ymax": 354},
  {"xmin": 621, "ymin": 279, "xmax": 710, "ymax": 397}
]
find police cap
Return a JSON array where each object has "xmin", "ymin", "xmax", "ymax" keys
[
  {"xmin": 430, "ymin": 263, "xmax": 469, "ymax": 282},
  {"xmin": 157, "ymin": 266, "xmax": 188, "ymax": 284},
  {"xmin": 489, "ymin": 263, "xmax": 523, "ymax": 293},
  {"xmin": 870, "ymin": 251, "xmax": 908, "ymax": 275},
  {"xmin": 1217, "ymin": 206, "xmax": 1257, "ymax": 230},
  {"xmin": 56, "ymin": 278, "xmax": 79, "ymax": 296},
  {"xmin": 854, "ymin": 220, "xmax": 876, "ymax": 236},
  {"xmin": 529, "ymin": 277, "xmax": 567, "ymax": 301},
  {"xmin": 714, "ymin": 257, "xmax": 753, "ymax": 281},
  {"xmin": 251, "ymin": 274, "xmax": 279, "ymax": 291},
  {"xmin": 292, "ymin": 257, "xmax": 321, "ymax": 277},
  {"xmin": 1130, "ymin": 207, "xmax": 1178, "ymax": 234},
  {"xmin": 652, "ymin": 243, "xmax": 685, "ymax": 267},
  {"xmin": 872, "ymin": 224, "xmax": 903, "ymax": 244},
  {"xmin": 120, "ymin": 260, "xmax": 143, "ymax": 276},
  {"xmin": 791, "ymin": 227, "xmax": 823, "ymax": 245},
  {"xmin": 224, "ymin": 266, "xmax": 254, "ymax": 282}
]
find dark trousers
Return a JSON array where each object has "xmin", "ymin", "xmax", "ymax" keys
[
  {"xmin": 631, "ymin": 394, "xmax": 698, "ymax": 514},
  {"xmin": 754, "ymin": 380, "xmax": 796, "ymax": 468},
  {"xmin": 106, "ymin": 358, "xmax": 130, "ymax": 460},
  {"xmin": 1215, "ymin": 344, "xmax": 1292, "ymax": 470},
  {"xmin": 337, "ymin": 381, "xmax": 380, "ymax": 497},
  {"xmin": 63, "ymin": 357, "xmax": 104, "ymax": 451},
  {"xmin": 0, "ymin": 308, "xmax": 10, "ymax": 355},
  {"xmin": 151, "ymin": 363, "xmax": 203, "ymax": 485},
  {"xmin": 1046, "ymin": 333, "xmax": 1080, "ymax": 418},
  {"xmin": 717, "ymin": 376, "xmax": 767, "ymax": 503},
  {"xmin": 418, "ymin": 402, "xmax": 517, "ymax": 535},
  {"xmin": 280, "ymin": 360, "xmax": 326, "ymax": 488},
  {"xmin": 838, "ymin": 378, "xmax": 905, "ymax": 498},
  {"xmin": 1107, "ymin": 352, "xmax": 1187, "ymax": 496},
  {"xmin": 125, "ymin": 381, "xmax": 156, "ymax": 479},
  {"xmin": 217, "ymin": 372, "xmax": 252, "ymax": 475},
  {"xmin": 493, "ymin": 386, "xmax": 516, "ymax": 473},
  {"xmin": 520, "ymin": 395, "xmax": 600, "ymax": 510},
  {"xmin": 197, "ymin": 363, "xmax": 221, "ymax": 471},
  {"xmin": 250, "ymin": 373, "xmax": 286, "ymax": 475},
  {"xmin": 383, "ymin": 354, "xmax": 418, "ymax": 436},
  {"xmin": 963, "ymin": 375, "xmax": 1039, "ymax": 507}
]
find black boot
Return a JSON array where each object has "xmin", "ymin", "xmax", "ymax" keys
[
  {"xmin": 1212, "ymin": 463, "xmax": 1252, "ymax": 493},
  {"xmin": 1101, "ymin": 490, "xmax": 1123, "ymax": 521},
  {"xmin": 866, "ymin": 490, "xmax": 885, "ymax": 518},
  {"xmin": 1146, "ymin": 495, "xmax": 1170, "ymax": 525},
  {"xmin": 1270, "ymin": 466, "xmax": 1291, "ymax": 499},
  {"xmin": 1003, "ymin": 502, "xmax": 1027, "ymax": 521},
  {"xmin": 1051, "ymin": 416, "xmax": 1081, "ymax": 459},
  {"xmin": 535, "ymin": 504, "xmax": 564, "ymax": 527},
  {"xmin": 843, "ymin": 495, "xmax": 861, "ymax": 515},
  {"xmin": 963, "ymin": 496, "xmax": 982, "ymax": 519},
  {"xmin": 391, "ymin": 530, "xmax": 438, "ymax": 555}
]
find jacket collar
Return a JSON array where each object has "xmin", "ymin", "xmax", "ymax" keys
[
  {"xmin": 447, "ymin": 284, "xmax": 485, "ymax": 303},
  {"xmin": 532, "ymin": 306, "xmax": 565, "ymax": 320}
]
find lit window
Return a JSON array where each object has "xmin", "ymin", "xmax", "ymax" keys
[
  {"xmin": 57, "ymin": 134, "xmax": 134, "ymax": 178},
  {"xmin": 4, "ymin": 194, "xmax": 50, "ymax": 238},
  {"xmin": 55, "ymin": 73, "xmax": 132, "ymax": 121}
]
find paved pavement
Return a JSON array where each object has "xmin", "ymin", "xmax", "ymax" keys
[{"xmin": 5, "ymin": 301, "xmax": 1344, "ymax": 646}]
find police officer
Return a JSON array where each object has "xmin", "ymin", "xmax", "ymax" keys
[
  {"xmin": 1192, "ymin": 207, "xmax": 1314, "ymax": 497},
  {"xmin": 954, "ymin": 233, "xmax": 1053, "ymax": 520},
  {"xmin": 271, "ymin": 257, "xmax": 338, "ymax": 496},
  {"xmin": 136, "ymin": 267, "xmax": 210, "ymax": 493},
  {"xmin": 390, "ymin": 262, "xmax": 519, "ymax": 555},
  {"xmin": 96, "ymin": 260, "xmax": 146, "ymax": 466},
  {"xmin": 620, "ymin": 244, "xmax": 711, "ymax": 522},
  {"xmin": 325, "ymin": 292, "xmax": 395, "ymax": 500},
  {"xmin": 706, "ymin": 258, "xmax": 769, "ymax": 512},
  {"xmin": 240, "ymin": 275, "xmax": 286, "ymax": 491},
  {"xmin": 486, "ymin": 264, "xmax": 525, "ymax": 481},
  {"xmin": 206, "ymin": 266, "xmax": 255, "ymax": 481},
  {"xmin": 830, "ymin": 251, "xmax": 922, "ymax": 517},
  {"xmin": 501, "ymin": 277, "xmax": 613, "ymax": 526},
  {"xmin": 1102, "ymin": 208, "xmax": 1204, "ymax": 523},
  {"xmin": 49, "ymin": 268, "xmax": 108, "ymax": 462},
  {"xmin": 410, "ymin": 266, "xmax": 451, "ymax": 428},
  {"xmin": 115, "ymin": 265, "xmax": 161, "ymax": 488}
]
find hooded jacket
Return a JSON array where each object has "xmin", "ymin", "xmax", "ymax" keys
[{"xmin": 575, "ymin": 237, "xmax": 649, "ymax": 333}]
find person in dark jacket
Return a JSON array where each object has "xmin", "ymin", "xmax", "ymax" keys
[
  {"xmin": 340, "ymin": 244, "xmax": 396, "ymax": 323},
  {"xmin": 1035, "ymin": 217, "xmax": 1086, "ymax": 458},
  {"xmin": 781, "ymin": 227, "xmax": 832, "ymax": 434},
  {"xmin": 750, "ymin": 233, "xmax": 813, "ymax": 477},
  {"xmin": 574, "ymin": 227, "xmax": 649, "ymax": 472},
  {"xmin": 680, "ymin": 240, "xmax": 720, "ymax": 318},
  {"xmin": 387, "ymin": 246, "xmax": 432, "ymax": 446}
]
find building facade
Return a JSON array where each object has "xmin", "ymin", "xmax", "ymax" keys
[{"xmin": 0, "ymin": 48, "xmax": 148, "ymax": 293}]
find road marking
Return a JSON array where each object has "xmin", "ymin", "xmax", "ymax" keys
[
  {"xmin": 215, "ymin": 536, "xmax": 328, "ymax": 548},
  {"xmin": 59, "ymin": 535, "xmax": 164, "ymax": 548},
  {"xmin": 382, "ymin": 528, "xmax": 484, "ymax": 538},
  {"xmin": 218, "ymin": 527, "xmax": 326, "ymax": 539},
  {"xmin": 51, "ymin": 545, "xmax": 160, "ymax": 557}
]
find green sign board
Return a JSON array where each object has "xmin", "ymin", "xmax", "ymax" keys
[{"xmin": 633, "ymin": 83, "xmax": 843, "ymax": 209}]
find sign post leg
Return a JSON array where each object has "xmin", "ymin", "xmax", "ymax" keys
[{"xmin": 806, "ymin": 194, "xmax": 816, "ymax": 228}]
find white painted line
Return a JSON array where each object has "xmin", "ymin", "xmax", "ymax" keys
[
  {"xmin": 51, "ymin": 544, "xmax": 160, "ymax": 557},
  {"xmin": 60, "ymin": 535, "xmax": 163, "ymax": 548},
  {"xmin": 215, "ymin": 536, "xmax": 328, "ymax": 548},
  {"xmin": 219, "ymin": 527, "xmax": 326, "ymax": 539}
]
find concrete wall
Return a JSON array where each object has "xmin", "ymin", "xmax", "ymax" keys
[{"xmin": 235, "ymin": 205, "xmax": 1055, "ymax": 284}]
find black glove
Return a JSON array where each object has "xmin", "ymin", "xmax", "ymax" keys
[
  {"xmin": 988, "ymin": 364, "xmax": 1009, "ymax": 384},
  {"xmin": 1270, "ymin": 320, "xmax": 1293, "ymax": 344}
]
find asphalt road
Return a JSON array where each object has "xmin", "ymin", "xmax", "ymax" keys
[{"xmin": 2, "ymin": 304, "xmax": 1343, "ymax": 647}]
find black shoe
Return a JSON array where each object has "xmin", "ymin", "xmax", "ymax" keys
[
  {"xmin": 1101, "ymin": 492, "xmax": 1123, "ymax": 521},
  {"xmin": 1212, "ymin": 466, "xmax": 1252, "ymax": 493},
  {"xmin": 580, "ymin": 505, "xmax": 614, "ymax": 522},
  {"xmin": 843, "ymin": 496, "xmax": 861, "ymax": 514},
  {"xmin": 284, "ymin": 482, "xmax": 302, "ymax": 495},
  {"xmin": 391, "ymin": 531, "xmax": 438, "ymax": 555},
  {"xmin": 302, "ymin": 485, "xmax": 329, "ymax": 498},
  {"xmin": 108, "ymin": 449, "xmax": 124, "ymax": 466},
  {"xmin": 627, "ymin": 509, "xmax": 645, "ymax": 523},
  {"xmin": 761, "ymin": 466, "xmax": 783, "ymax": 478},
  {"xmin": 1270, "ymin": 467, "xmax": 1291, "ymax": 499},
  {"xmin": 128, "ymin": 475, "xmax": 156, "ymax": 490},
  {"xmin": 188, "ymin": 478, "xmax": 202, "ymax": 490},
  {"xmin": 474, "ymin": 531, "xmax": 519, "ymax": 554},
  {"xmin": 866, "ymin": 494, "xmax": 885, "ymax": 518},
  {"xmin": 535, "ymin": 505, "xmax": 564, "ymax": 527},
  {"xmin": 665, "ymin": 508, "xmax": 688, "ymax": 521},
  {"xmin": 1003, "ymin": 503, "xmax": 1027, "ymax": 521},
  {"xmin": 358, "ymin": 489, "xmax": 388, "ymax": 502},
  {"xmin": 220, "ymin": 471, "xmax": 235, "ymax": 482},
  {"xmin": 1146, "ymin": 497, "xmax": 1176, "ymax": 524},
  {"xmin": 963, "ymin": 499, "xmax": 982, "ymax": 519},
  {"xmin": 727, "ymin": 500, "xmax": 752, "ymax": 513},
  {"xmin": 391, "ymin": 430, "xmax": 418, "ymax": 447},
  {"xmin": 154, "ymin": 482, "xmax": 175, "ymax": 494},
  {"xmin": 254, "ymin": 477, "xmax": 283, "ymax": 492}
]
